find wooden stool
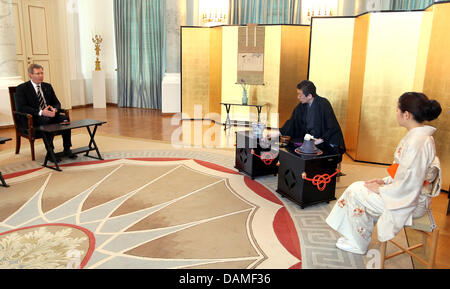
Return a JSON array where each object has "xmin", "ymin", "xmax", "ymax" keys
[{"xmin": 379, "ymin": 210, "xmax": 439, "ymax": 269}]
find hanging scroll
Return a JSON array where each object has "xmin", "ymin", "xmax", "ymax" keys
[{"xmin": 237, "ymin": 25, "xmax": 265, "ymax": 85}]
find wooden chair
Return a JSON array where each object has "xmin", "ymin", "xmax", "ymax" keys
[
  {"xmin": 379, "ymin": 210, "xmax": 439, "ymax": 269},
  {"xmin": 379, "ymin": 162, "xmax": 441, "ymax": 269},
  {"xmin": 8, "ymin": 86, "xmax": 70, "ymax": 161},
  {"xmin": 9, "ymin": 86, "xmax": 38, "ymax": 161},
  {"xmin": 447, "ymin": 185, "xmax": 449, "ymax": 216},
  {"xmin": 337, "ymin": 163, "xmax": 342, "ymax": 182}
]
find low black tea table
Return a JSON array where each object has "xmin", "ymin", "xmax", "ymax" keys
[
  {"xmin": 276, "ymin": 143, "xmax": 342, "ymax": 209},
  {"xmin": 235, "ymin": 131, "xmax": 279, "ymax": 179}
]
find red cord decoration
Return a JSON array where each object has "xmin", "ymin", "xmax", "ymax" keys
[
  {"xmin": 251, "ymin": 149, "xmax": 279, "ymax": 166},
  {"xmin": 302, "ymin": 169, "xmax": 340, "ymax": 191}
]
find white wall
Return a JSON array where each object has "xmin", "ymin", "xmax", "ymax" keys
[
  {"xmin": 354, "ymin": 0, "xmax": 391, "ymax": 15},
  {"xmin": 67, "ymin": 0, "xmax": 117, "ymax": 106},
  {"xmin": 0, "ymin": 0, "xmax": 22, "ymax": 126},
  {"xmin": 166, "ymin": 0, "xmax": 186, "ymax": 73}
]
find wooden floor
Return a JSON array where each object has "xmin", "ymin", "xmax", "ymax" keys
[{"xmin": 0, "ymin": 106, "xmax": 449, "ymax": 269}]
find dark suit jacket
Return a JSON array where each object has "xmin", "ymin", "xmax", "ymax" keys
[
  {"xmin": 280, "ymin": 95, "xmax": 346, "ymax": 153},
  {"xmin": 15, "ymin": 81, "xmax": 62, "ymax": 117}
]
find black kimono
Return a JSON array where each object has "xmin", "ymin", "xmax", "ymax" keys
[{"xmin": 280, "ymin": 95, "xmax": 346, "ymax": 153}]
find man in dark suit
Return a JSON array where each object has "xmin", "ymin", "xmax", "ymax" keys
[
  {"xmin": 15, "ymin": 64, "xmax": 77, "ymax": 161},
  {"xmin": 280, "ymin": 80, "xmax": 346, "ymax": 154}
]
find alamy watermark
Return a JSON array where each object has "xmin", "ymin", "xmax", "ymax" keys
[
  {"xmin": 169, "ymin": 105, "xmax": 281, "ymax": 152},
  {"xmin": 66, "ymin": 249, "xmax": 82, "ymax": 269},
  {"xmin": 366, "ymin": 249, "xmax": 382, "ymax": 269}
]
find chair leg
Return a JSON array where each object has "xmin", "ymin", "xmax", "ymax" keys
[
  {"xmin": 337, "ymin": 163, "xmax": 342, "ymax": 182},
  {"xmin": 422, "ymin": 232, "xmax": 428, "ymax": 254},
  {"xmin": 379, "ymin": 241, "xmax": 387, "ymax": 269},
  {"xmin": 15, "ymin": 134, "xmax": 21, "ymax": 154},
  {"xmin": 428, "ymin": 228, "xmax": 439, "ymax": 269},
  {"xmin": 29, "ymin": 139, "xmax": 35, "ymax": 161}
]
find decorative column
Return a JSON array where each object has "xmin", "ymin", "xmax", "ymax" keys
[{"xmin": 0, "ymin": 0, "xmax": 23, "ymax": 126}]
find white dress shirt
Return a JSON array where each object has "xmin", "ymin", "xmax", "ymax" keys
[{"xmin": 31, "ymin": 80, "xmax": 46, "ymax": 116}]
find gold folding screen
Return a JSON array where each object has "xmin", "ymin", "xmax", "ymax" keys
[
  {"xmin": 221, "ymin": 26, "xmax": 282, "ymax": 127},
  {"xmin": 308, "ymin": 3, "xmax": 449, "ymax": 189},
  {"xmin": 209, "ymin": 27, "xmax": 223, "ymax": 119},
  {"xmin": 182, "ymin": 25, "xmax": 310, "ymax": 128},
  {"xmin": 181, "ymin": 27, "xmax": 212, "ymax": 119},
  {"xmin": 308, "ymin": 17, "xmax": 356, "ymax": 134},
  {"xmin": 345, "ymin": 14, "xmax": 370, "ymax": 160},
  {"xmin": 279, "ymin": 26, "xmax": 311, "ymax": 127},
  {"xmin": 221, "ymin": 25, "xmax": 310, "ymax": 128},
  {"xmin": 182, "ymin": 4, "xmax": 449, "ymax": 188},
  {"xmin": 422, "ymin": 3, "xmax": 450, "ymax": 190},
  {"xmin": 357, "ymin": 11, "xmax": 426, "ymax": 164}
]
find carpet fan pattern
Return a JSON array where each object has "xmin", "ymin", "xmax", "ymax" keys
[{"xmin": 0, "ymin": 158, "xmax": 302, "ymax": 269}]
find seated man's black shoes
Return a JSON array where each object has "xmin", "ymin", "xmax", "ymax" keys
[
  {"xmin": 64, "ymin": 149, "xmax": 78, "ymax": 159},
  {"xmin": 46, "ymin": 153, "xmax": 61, "ymax": 163}
]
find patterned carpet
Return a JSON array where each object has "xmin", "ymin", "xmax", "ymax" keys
[
  {"xmin": 0, "ymin": 134, "xmax": 413, "ymax": 269},
  {"xmin": 0, "ymin": 155, "xmax": 301, "ymax": 269}
]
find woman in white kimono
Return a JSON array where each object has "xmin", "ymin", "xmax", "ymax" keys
[{"xmin": 326, "ymin": 92, "xmax": 442, "ymax": 254}]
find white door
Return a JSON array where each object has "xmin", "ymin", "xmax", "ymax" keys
[
  {"xmin": 12, "ymin": 0, "xmax": 62, "ymax": 93},
  {"xmin": 21, "ymin": 0, "xmax": 54, "ymax": 83},
  {"xmin": 11, "ymin": 0, "xmax": 27, "ymax": 81}
]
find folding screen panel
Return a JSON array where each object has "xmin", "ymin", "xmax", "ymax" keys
[
  {"xmin": 345, "ymin": 14, "xmax": 370, "ymax": 160},
  {"xmin": 253, "ymin": 26, "xmax": 281, "ymax": 127},
  {"xmin": 306, "ymin": 2, "xmax": 449, "ymax": 188},
  {"xmin": 357, "ymin": 11, "xmax": 426, "ymax": 164},
  {"xmin": 308, "ymin": 17, "xmax": 355, "ymax": 134},
  {"xmin": 221, "ymin": 26, "xmax": 282, "ymax": 127},
  {"xmin": 209, "ymin": 27, "xmax": 223, "ymax": 119},
  {"xmin": 181, "ymin": 3, "xmax": 450, "ymax": 189},
  {"xmin": 182, "ymin": 27, "xmax": 211, "ymax": 119},
  {"xmin": 278, "ymin": 25, "xmax": 310, "ymax": 127},
  {"xmin": 182, "ymin": 25, "xmax": 310, "ymax": 128},
  {"xmin": 221, "ymin": 25, "xmax": 310, "ymax": 128},
  {"xmin": 423, "ymin": 3, "xmax": 450, "ymax": 190}
]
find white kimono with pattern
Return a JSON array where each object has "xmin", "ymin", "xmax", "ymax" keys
[{"xmin": 326, "ymin": 126, "xmax": 439, "ymax": 252}]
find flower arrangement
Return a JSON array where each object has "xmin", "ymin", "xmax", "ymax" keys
[
  {"xmin": 238, "ymin": 78, "xmax": 249, "ymax": 93},
  {"xmin": 237, "ymin": 79, "xmax": 249, "ymax": 105}
]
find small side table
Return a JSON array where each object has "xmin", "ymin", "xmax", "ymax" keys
[
  {"xmin": 0, "ymin": 137, "xmax": 12, "ymax": 187},
  {"xmin": 221, "ymin": 102, "xmax": 266, "ymax": 131}
]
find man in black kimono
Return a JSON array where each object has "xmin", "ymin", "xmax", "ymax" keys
[
  {"xmin": 15, "ymin": 64, "xmax": 77, "ymax": 161},
  {"xmin": 280, "ymin": 80, "xmax": 346, "ymax": 153}
]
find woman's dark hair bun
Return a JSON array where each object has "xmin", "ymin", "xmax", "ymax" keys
[
  {"xmin": 424, "ymin": 99, "xmax": 442, "ymax": 122},
  {"xmin": 398, "ymin": 92, "xmax": 442, "ymax": 123}
]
